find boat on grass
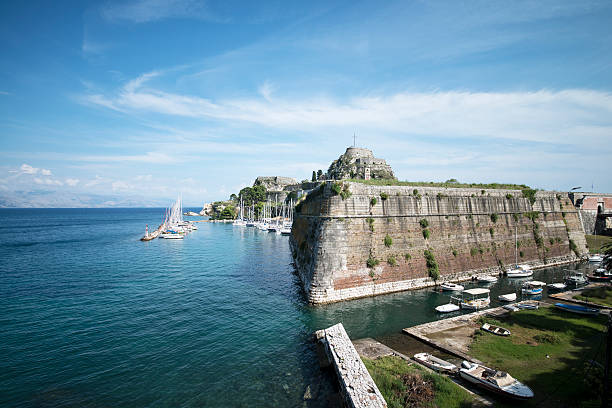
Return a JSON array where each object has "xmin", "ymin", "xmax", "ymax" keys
[
  {"xmin": 516, "ymin": 300, "xmax": 539, "ymax": 310},
  {"xmin": 503, "ymin": 304, "xmax": 520, "ymax": 312},
  {"xmin": 554, "ymin": 303, "xmax": 599, "ymax": 316},
  {"xmin": 452, "ymin": 288, "xmax": 490, "ymax": 311},
  {"xmin": 414, "ymin": 353, "xmax": 457, "ymax": 373},
  {"xmin": 481, "ymin": 323, "xmax": 511, "ymax": 336},
  {"xmin": 521, "ymin": 281, "xmax": 546, "ymax": 296},
  {"xmin": 459, "ymin": 361, "xmax": 534, "ymax": 400},
  {"xmin": 440, "ymin": 282, "xmax": 464, "ymax": 291},
  {"xmin": 498, "ymin": 293, "xmax": 517, "ymax": 302}
]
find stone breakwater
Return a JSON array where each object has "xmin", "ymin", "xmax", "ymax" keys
[
  {"xmin": 315, "ymin": 323, "xmax": 387, "ymax": 408},
  {"xmin": 290, "ymin": 182, "xmax": 588, "ymax": 304}
]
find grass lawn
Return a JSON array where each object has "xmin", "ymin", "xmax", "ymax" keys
[
  {"xmin": 470, "ymin": 308, "xmax": 607, "ymax": 407},
  {"xmin": 362, "ymin": 355, "xmax": 473, "ymax": 408},
  {"xmin": 575, "ymin": 286, "xmax": 612, "ymax": 307},
  {"xmin": 585, "ymin": 234, "xmax": 612, "ymax": 254}
]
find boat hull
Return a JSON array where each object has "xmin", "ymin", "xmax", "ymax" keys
[{"xmin": 554, "ymin": 303, "xmax": 599, "ymax": 316}]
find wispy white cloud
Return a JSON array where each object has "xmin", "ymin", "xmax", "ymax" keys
[
  {"xmin": 101, "ymin": 0, "xmax": 226, "ymax": 23},
  {"xmin": 65, "ymin": 178, "xmax": 80, "ymax": 186},
  {"xmin": 33, "ymin": 177, "xmax": 63, "ymax": 186},
  {"xmin": 0, "ymin": 91, "xmax": 10, "ymax": 95},
  {"xmin": 41, "ymin": 169, "xmax": 52, "ymax": 176}
]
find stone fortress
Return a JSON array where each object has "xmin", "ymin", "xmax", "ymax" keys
[{"xmin": 290, "ymin": 146, "xmax": 589, "ymax": 304}]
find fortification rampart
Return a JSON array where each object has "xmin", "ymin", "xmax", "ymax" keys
[{"xmin": 290, "ymin": 182, "xmax": 588, "ymax": 304}]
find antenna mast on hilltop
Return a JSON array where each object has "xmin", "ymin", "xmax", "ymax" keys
[{"xmin": 353, "ymin": 132, "xmax": 356, "ymax": 147}]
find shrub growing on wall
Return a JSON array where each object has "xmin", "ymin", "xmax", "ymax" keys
[
  {"xmin": 490, "ymin": 213, "xmax": 499, "ymax": 223},
  {"xmin": 387, "ymin": 255, "xmax": 397, "ymax": 266},
  {"xmin": 367, "ymin": 255, "xmax": 380, "ymax": 268},
  {"xmin": 366, "ymin": 217, "xmax": 375, "ymax": 232},
  {"xmin": 370, "ymin": 197, "xmax": 377, "ymax": 206},
  {"xmin": 380, "ymin": 192, "xmax": 389, "ymax": 200},
  {"xmin": 384, "ymin": 234, "xmax": 393, "ymax": 247},
  {"xmin": 419, "ymin": 218, "xmax": 429, "ymax": 228},
  {"xmin": 422, "ymin": 229, "xmax": 430, "ymax": 239},
  {"xmin": 424, "ymin": 250, "xmax": 440, "ymax": 282}
]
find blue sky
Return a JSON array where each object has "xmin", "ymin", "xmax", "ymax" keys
[{"xmin": 1, "ymin": 0, "xmax": 611, "ymax": 207}]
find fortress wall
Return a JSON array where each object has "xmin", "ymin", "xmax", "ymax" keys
[{"xmin": 290, "ymin": 182, "xmax": 588, "ymax": 304}]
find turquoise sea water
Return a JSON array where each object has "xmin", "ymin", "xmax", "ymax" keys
[{"xmin": 0, "ymin": 209, "xmax": 591, "ymax": 407}]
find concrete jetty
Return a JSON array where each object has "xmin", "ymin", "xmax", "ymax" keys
[{"xmin": 315, "ymin": 323, "xmax": 387, "ymax": 408}]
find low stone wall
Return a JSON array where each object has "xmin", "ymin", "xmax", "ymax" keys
[
  {"xmin": 291, "ymin": 182, "xmax": 588, "ymax": 304},
  {"xmin": 315, "ymin": 323, "xmax": 387, "ymax": 408}
]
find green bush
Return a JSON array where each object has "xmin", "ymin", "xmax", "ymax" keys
[
  {"xmin": 561, "ymin": 211, "xmax": 566, "ymax": 218},
  {"xmin": 422, "ymin": 229, "xmax": 430, "ymax": 239},
  {"xmin": 524, "ymin": 211, "xmax": 539, "ymax": 222},
  {"xmin": 549, "ymin": 238, "xmax": 555, "ymax": 245},
  {"xmin": 331, "ymin": 183, "xmax": 342, "ymax": 195},
  {"xmin": 367, "ymin": 256, "xmax": 380, "ymax": 268},
  {"xmin": 413, "ymin": 189, "xmax": 419, "ymax": 196},
  {"xmin": 387, "ymin": 255, "xmax": 397, "ymax": 266},
  {"xmin": 481, "ymin": 189, "xmax": 486, "ymax": 195},
  {"xmin": 470, "ymin": 247, "xmax": 478, "ymax": 256},
  {"xmin": 419, "ymin": 218, "xmax": 429, "ymax": 228},
  {"xmin": 512, "ymin": 213, "xmax": 519, "ymax": 222},
  {"xmin": 384, "ymin": 234, "xmax": 393, "ymax": 247},
  {"xmin": 569, "ymin": 239, "xmax": 579, "ymax": 256},
  {"xmin": 490, "ymin": 213, "xmax": 499, "ymax": 223},
  {"xmin": 452, "ymin": 249, "xmax": 458, "ymax": 257},
  {"xmin": 340, "ymin": 184, "xmax": 352, "ymax": 200},
  {"xmin": 520, "ymin": 251, "xmax": 524, "ymax": 258},
  {"xmin": 522, "ymin": 188, "xmax": 537, "ymax": 205},
  {"xmin": 506, "ymin": 193, "xmax": 513, "ymax": 199},
  {"xmin": 489, "ymin": 227, "xmax": 494, "ymax": 237},
  {"xmin": 366, "ymin": 217, "xmax": 375, "ymax": 232},
  {"xmin": 380, "ymin": 192, "xmax": 389, "ymax": 200},
  {"xmin": 534, "ymin": 333, "xmax": 561, "ymax": 344},
  {"xmin": 404, "ymin": 253, "xmax": 412, "ymax": 260},
  {"xmin": 424, "ymin": 250, "xmax": 439, "ymax": 282},
  {"xmin": 370, "ymin": 197, "xmax": 377, "ymax": 206}
]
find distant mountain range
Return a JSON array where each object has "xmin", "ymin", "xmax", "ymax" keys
[{"xmin": 0, "ymin": 190, "xmax": 175, "ymax": 208}]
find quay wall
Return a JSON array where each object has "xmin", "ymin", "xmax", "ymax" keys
[{"xmin": 290, "ymin": 182, "xmax": 588, "ymax": 304}]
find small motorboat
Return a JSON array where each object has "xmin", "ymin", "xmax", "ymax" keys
[
  {"xmin": 554, "ymin": 303, "xmax": 599, "ymax": 316},
  {"xmin": 506, "ymin": 265, "xmax": 533, "ymax": 278},
  {"xmin": 453, "ymin": 288, "xmax": 490, "ymax": 310},
  {"xmin": 522, "ymin": 281, "xmax": 546, "ymax": 295},
  {"xmin": 516, "ymin": 300, "xmax": 539, "ymax": 310},
  {"xmin": 477, "ymin": 275, "xmax": 498, "ymax": 283},
  {"xmin": 588, "ymin": 254, "xmax": 603, "ymax": 263},
  {"xmin": 413, "ymin": 352, "xmax": 458, "ymax": 373},
  {"xmin": 459, "ymin": 361, "xmax": 534, "ymax": 399},
  {"xmin": 565, "ymin": 272, "xmax": 588, "ymax": 286},
  {"xmin": 435, "ymin": 303, "xmax": 460, "ymax": 313},
  {"xmin": 587, "ymin": 268, "xmax": 612, "ymax": 282},
  {"xmin": 547, "ymin": 282, "xmax": 567, "ymax": 291},
  {"xmin": 498, "ymin": 293, "xmax": 517, "ymax": 302},
  {"xmin": 481, "ymin": 323, "xmax": 511, "ymax": 336},
  {"xmin": 159, "ymin": 232, "xmax": 184, "ymax": 239},
  {"xmin": 440, "ymin": 282, "xmax": 464, "ymax": 291},
  {"xmin": 503, "ymin": 304, "xmax": 520, "ymax": 312}
]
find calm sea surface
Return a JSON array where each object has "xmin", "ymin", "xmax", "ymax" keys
[{"xmin": 0, "ymin": 208, "xmax": 592, "ymax": 407}]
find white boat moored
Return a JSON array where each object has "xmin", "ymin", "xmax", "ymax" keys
[
  {"xmin": 547, "ymin": 282, "xmax": 567, "ymax": 291},
  {"xmin": 414, "ymin": 353, "xmax": 458, "ymax": 373},
  {"xmin": 440, "ymin": 282, "xmax": 464, "ymax": 291},
  {"xmin": 435, "ymin": 303, "xmax": 460, "ymax": 313},
  {"xmin": 477, "ymin": 275, "xmax": 498, "ymax": 283},
  {"xmin": 498, "ymin": 293, "xmax": 517, "ymax": 302},
  {"xmin": 459, "ymin": 361, "xmax": 534, "ymax": 400},
  {"xmin": 453, "ymin": 288, "xmax": 490, "ymax": 310}
]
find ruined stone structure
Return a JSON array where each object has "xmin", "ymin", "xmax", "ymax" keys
[
  {"xmin": 327, "ymin": 147, "xmax": 395, "ymax": 181},
  {"xmin": 290, "ymin": 182, "xmax": 588, "ymax": 304},
  {"xmin": 569, "ymin": 192, "xmax": 612, "ymax": 235}
]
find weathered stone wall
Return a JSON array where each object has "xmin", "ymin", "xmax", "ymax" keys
[
  {"xmin": 579, "ymin": 209, "xmax": 597, "ymax": 235},
  {"xmin": 290, "ymin": 182, "xmax": 588, "ymax": 304}
]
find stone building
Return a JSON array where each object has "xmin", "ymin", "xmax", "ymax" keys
[
  {"xmin": 326, "ymin": 147, "xmax": 395, "ymax": 180},
  {"xmin": 570, "ymin": 192, "xmax": 612, "ymax": 235}
]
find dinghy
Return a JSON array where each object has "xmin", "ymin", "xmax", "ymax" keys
[
  {"xmin": 503, "ymin": 304, "xmax": 520, "ymax": 312},
  {"xmin": 516, "ymin": 300, "xmax": 539, "ymax": 310},
  {"xmin": 481, "ymin": 323, "xmax": 511, "ymax": 336},
  {"xmin": 498, "ymin": 293, "xmax": 517, "ymax": 302},
  {"xmin": 547, "ymin": 282, "xmax": 567, "ymax": 291},
  {"xmin": 521, "ymin": 281, "xmax": 546, "ymax": 295},
  {"xmin": 440, "ymin": 282, "xmax": 464, "ymax": 291},
  {"xmin": 413, "ymin": 353, "xmax": 458, "ymax": 373},
  {"xmin": 459, "ymin": 361, "xmax": 534, "ymax": 400},
  {"xmin": 435, "ymin": 303, "xmax": 460, "ymax": 313},
  {"xmin": 554, "ymin": 303, "xmax": 599, "ymax": 316}
]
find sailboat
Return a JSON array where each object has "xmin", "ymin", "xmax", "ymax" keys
[{"xmin": 506, "ymin": 225, "xmax": 533, "ymax": 277}]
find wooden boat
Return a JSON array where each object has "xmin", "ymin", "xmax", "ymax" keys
[
  {"xmin": 413, "ymin": 352, "xmax": 458, "ymax": 373},
  {"xmin": 459, "ymin": 361, "xmax": 534, "ymax": 399},
  {"xmin": 453, "ymin": 288, "xmax": 490, "ymax": 310},
  {"xmin": 521, "ymin": 281, "xmax": 545, "ymax": 295},
  {"xmin": 503, "ymin": 304, "xmax": 520, "ymax": 312},
  {"xmin": 440, "ymin": 282, "xmax": 464, "ymax": 291},
  {"xmin": 435, "ymin": 303, "xmax": 460, "ymax": 313},
  {"xmin": 481, "ymin": 323, "xmax": 511, "ymax": 336},
  {"xmin": 547, "ymin": 282, "xmax": 567, "ymax": 291},
  {"xmin": 477, "ymin": 275, "xmax": 498, "ymax": 283},
  {"xmin": 554, "ymin": 303, "xmax": 599, "ymax": 316},
  {"xmin": 587, "ymin": 268, "xmax": 612, "ymax": 282},
  {"xmin": 498, "ymin": 293, "xmax": 517, "ymax": 302}
]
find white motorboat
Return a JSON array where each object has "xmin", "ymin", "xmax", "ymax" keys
[
  {"xmin": 452, "ymin": 288, "xmax": 490, "ymax": 310},
  {"xmin": 159, "ymin": 232, "xmax": 184, "ymax": 239},
  {"xmin": 440, "ymin": 282, "xmax": 464, "ymax": 291},
  {"xmin": 477, "ymin": 275, "xmax": 498, "ymax": 283},
  {"xmin": 280, "ymin": 226, "xmax": 292, "ymax": 235},
  {"xmin": 413, "ymin": 353, "xmax": 457, "ymax": 373},
  {"xmin": 521, "ymin": 281, "xmax": 546, "ymax": 295},
  {"xmin": 565, "ymin": 271, "xmax": 588, "ymax": 286},
  {"xmin": 459, "ymin": 361, "xmax": 534, "ymax": 400},
  {"xmin": 588, "ymin": 254, "xmax": 603, "ymax": 263},
  {"xmin": 498, "ymin": 293, "xmax": 517, "ymax": 302},
  {"xmin": 435, "ymin": 303, "xmax": 460, "ymax": 313},
  {"xmin": 547, "ymin": 282, "xmax": 567, "ymax": 291}
]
